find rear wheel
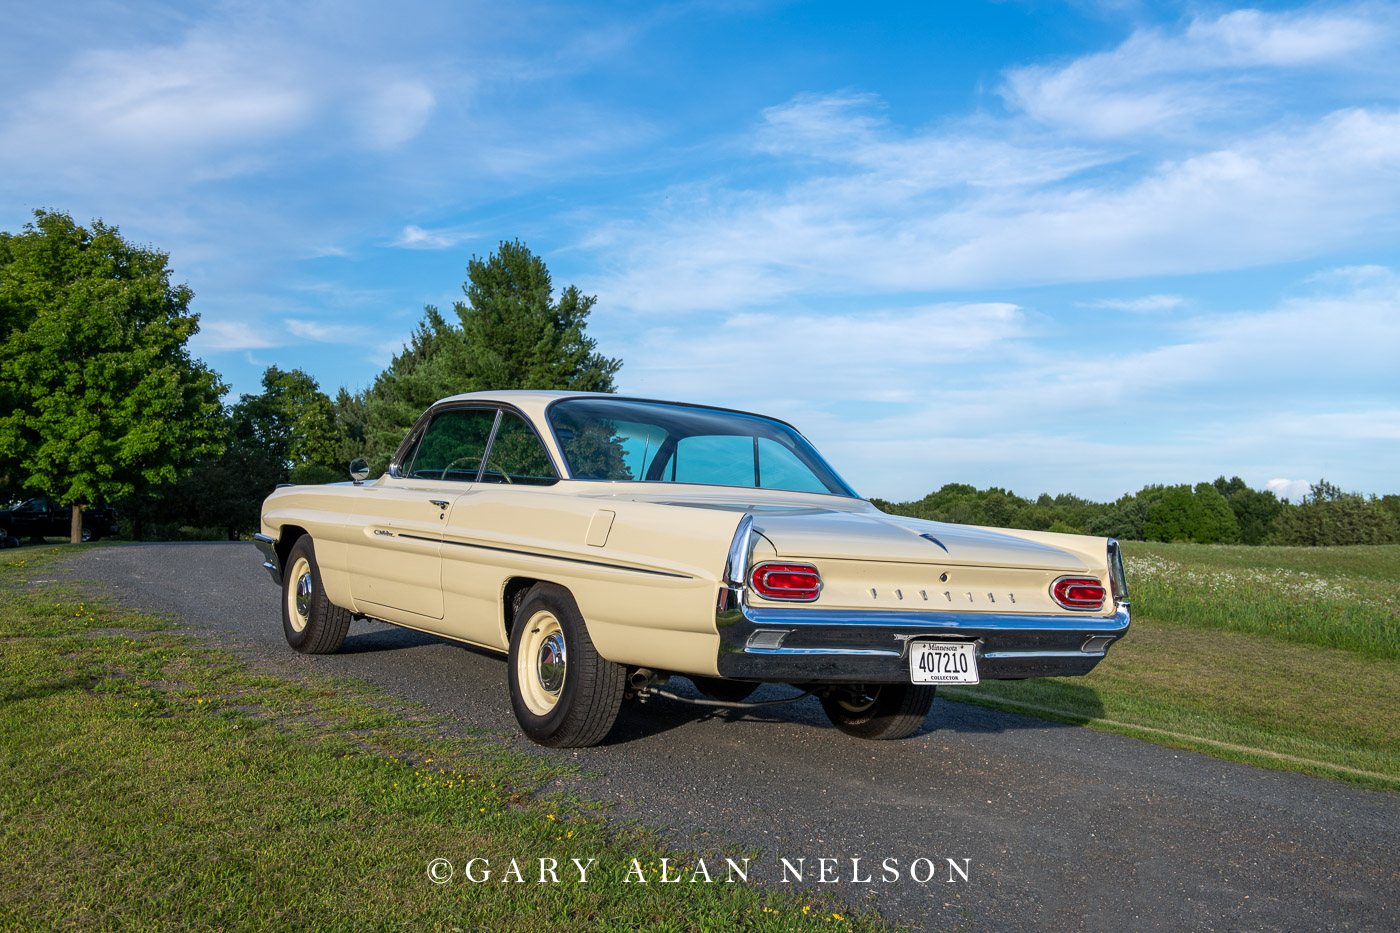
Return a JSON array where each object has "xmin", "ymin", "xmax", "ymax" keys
[
  {"xmin": 281, "ymin": 536, "xmax": 351, "ymax": 654},
  {"xmin": 820, "ymin": 683, "xmax": 934, "ymax": 740},
  {"xmin": 508, "ymin": 583, "xmax": 624, "ymax": 747}
]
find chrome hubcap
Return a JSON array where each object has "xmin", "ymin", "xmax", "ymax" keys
[
  {"xmin": 537, "ymin": 632, "xmax": 567, "ymax": 696},
  {"xmin": 296, "ymin": 572, "xmax": 313, "ymax": 618}
]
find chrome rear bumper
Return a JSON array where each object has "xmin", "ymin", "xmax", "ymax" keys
[
  {"xmin": 253, "ymin": 533, "xmax": 281, "ymax": 586},
  {"xmin": 715, "ymin": 591, "xmax": 1131, "ymax": 682}
]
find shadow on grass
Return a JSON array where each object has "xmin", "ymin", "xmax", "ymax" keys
[
  {"xmin": 3, "ymin": 674, "xmax": 100, "ymax": 703},
  {"xmin": 932, "ymin": 680, "xmax": 1107, "ymax": 733}
]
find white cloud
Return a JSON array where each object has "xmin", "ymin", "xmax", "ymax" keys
[
  {"xmin": 1267, "ymin": 478, "xmax": 1312, "ymax": 502},
  {"xmin": 1, "ymin": 36, "xmax": 313, "ymax": 171},
  {"xmin": 593, "ymin": 101, "xmax": 1400, "ymax": 312},
  {"xmin": 192, "ymin": 319, "xmax": 283, "ymax": 352},
  {"xmin": 612, "ymin": 302, "xmax": 1028, "ymax": 403},
  {"xmin": 393, "ymin": 224, "xmax": 477, "ymax": 250},
  {"xmin": 284, "ymin": 319, "xmax": 374, "ymax": 343},
  {"xmin": 1081, "ymin": 294, "xmax": 1183, "ymax": 313},
  {"xmin": 1001, "ymin": 7, "xmax": 1389, "ymax": 137},
  {"xmin": 354, "ymin": 79, "xmax": 436, "ymax": 150},
  {"xmin": 756, "ymin": 93, "xmax": 1108, "ymax": 188}
]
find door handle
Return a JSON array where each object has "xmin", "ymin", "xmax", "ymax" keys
[{"xmin": 429, "ymin": 499, "xmax": 450, "ymax": 510}]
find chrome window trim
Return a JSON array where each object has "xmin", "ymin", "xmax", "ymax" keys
[
  {"xmin": 389, "ymin": 401, "xmax": 564, "ymax": 483},
  {"xmin": 542, "ymin": 395, "xmax": 859, "ymax": 498},
  {"xmin": 479, "ymin": 407, "xmax": 563, "ymax": 486},
  {"xmin": 474, "ymin": 409, "xmax": 504, "ymax": 483}
]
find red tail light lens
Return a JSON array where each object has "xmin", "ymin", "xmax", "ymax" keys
[
  {"xmin": 749, "ymin": 563, "xmax": 822, "ymax": 601},
  {"xmin": 1051, "ymin": 577, "xmax": 1106, "ymax": 611}
]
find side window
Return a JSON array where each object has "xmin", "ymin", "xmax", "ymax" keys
[
  {"xmin": 408, "ymin": 408, "xmax": 499, "ymax": 481},
  {"xmin": 481, "ymin": 412, "xmax": 559, "ymax": 486}
]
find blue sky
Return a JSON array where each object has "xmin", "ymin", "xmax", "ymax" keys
[{"xmin": 3, "ymin": 0, "xmax": 1397, "ymax": 502}]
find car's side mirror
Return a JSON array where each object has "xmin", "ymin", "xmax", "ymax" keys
[{"xmin": 349, "ymin": 458, "xmax": 370, "ymax": 484}]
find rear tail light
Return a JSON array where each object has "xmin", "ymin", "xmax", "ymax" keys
[
  {"xmin": 1051, "ymin": 576, "xmax": 1106, "ymax": 611},
  {"xmin": 749, "ymin": 563, "xmax": 822, "ymax": 601}
]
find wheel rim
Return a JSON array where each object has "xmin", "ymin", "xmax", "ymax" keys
[
  {"xmin": 518, "ymin": 610, "xmax": 566, "ymax": 716},
  {"xmin": 836, "ymin": 686, "xmax": 879, "ymax": 714},
  {"xmin": 287, "ymin": 556, "xmax": 312, "ymax": 632}
]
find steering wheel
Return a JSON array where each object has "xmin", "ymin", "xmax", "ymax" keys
[{"xmin": 439, "ymin": 455, "xmax": 514, "ymax": 483}]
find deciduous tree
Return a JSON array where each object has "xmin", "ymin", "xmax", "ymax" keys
[{"xmin": 0, "ymin": 211, "xmax": 224, "ymax": 542}]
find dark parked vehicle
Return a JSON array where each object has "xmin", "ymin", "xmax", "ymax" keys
[{"xmin": 0, "ymin": 498, "xmax": 119, "ymax": 545}]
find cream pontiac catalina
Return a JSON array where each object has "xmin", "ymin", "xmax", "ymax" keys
[{"xmin": 255, "ymin": 391, "xmax": 1130, "ymax": 747}]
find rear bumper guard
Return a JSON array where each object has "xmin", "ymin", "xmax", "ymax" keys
[{"xmin": 253, "ymin": 533, "xmax": 281, "ymax": 586}]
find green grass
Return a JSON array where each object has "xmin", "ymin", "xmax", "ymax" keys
[
  {"xmin": 0, "ymin": 546, "xmax": 898, "ymax": 933},
  {"xmin": 1120, "ymin": 542, "xmax": 1400, "ymax": 658},
  {"xmin": 944, "ymin": 543, "xmax": 1400, "ymax": 791}
]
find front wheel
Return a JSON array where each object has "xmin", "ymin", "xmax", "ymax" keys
[
  {"xmin": 281, "ymin": 536, "xmax": 351, "ymax": 654},
  {"xmin": 820, "ymin": 683, "xmax": 935, "ymax": 740},
  {"xmin": 508, "ymin": 583, "xmax": 624, "ymax": 748}
]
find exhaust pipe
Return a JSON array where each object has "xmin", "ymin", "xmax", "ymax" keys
[
  {"xmin": 628, "ymin": 668, "xmax": 669, "ymax": 701},
  {"xmin": 629, "ymin": 668, "xmax": 667, "ymax": 689}
]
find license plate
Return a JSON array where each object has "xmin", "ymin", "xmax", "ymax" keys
[{"xmin": 909, "ymin": 641, "xmax": 979, "ymax": 685}]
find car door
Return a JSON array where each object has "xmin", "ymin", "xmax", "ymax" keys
[
  {"xmin": 42, "ymin": 499, "xmax": 68, "ymax": 537},
  {"xmin": 439, "ymin": 408, "xmax": 562, "ymax": 646},
  {"xmin": 347, "ymin": 406, "xmax": 500, "ymax": 620},
  {"xmin": 11, "ymin": 499, "xmax": 50, "ymax": 537}
]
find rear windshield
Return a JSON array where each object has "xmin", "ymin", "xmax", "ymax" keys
[{"xmin": 548, "ymin": 399, "xmax": 856, "ymax": 497}]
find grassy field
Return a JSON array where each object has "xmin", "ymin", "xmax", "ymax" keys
[
  {"xmin": 945, "ymin": 542, "xmax": 1400, "ymax": 790},
  {"xmin": 1122, "ymin": 542, "xmax": 1400, "ymax": 658},
  {"xmin": 0, "ymin": 546, "xmax": 896, "ymax": 933}
]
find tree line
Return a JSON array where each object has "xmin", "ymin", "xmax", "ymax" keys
[
  {"xmin": 1, "ymin": 212, "xmax": 618, "ymax": 542},
  {"xmin": 871, "ymin": 477, "xmax": 1400, "ymax": 547}
]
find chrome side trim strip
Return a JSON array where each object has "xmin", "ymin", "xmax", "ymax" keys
[
  {"xmin": 982, "ymin": 649, "xmax": 1106, "ymax": 659},
  {"xmin": 744, "ymin": 646, "xmax": 902, "ymax": 657},
  {"xmin": 407, "ymin": 533, "xmax": 693, "ymax": 579}
]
